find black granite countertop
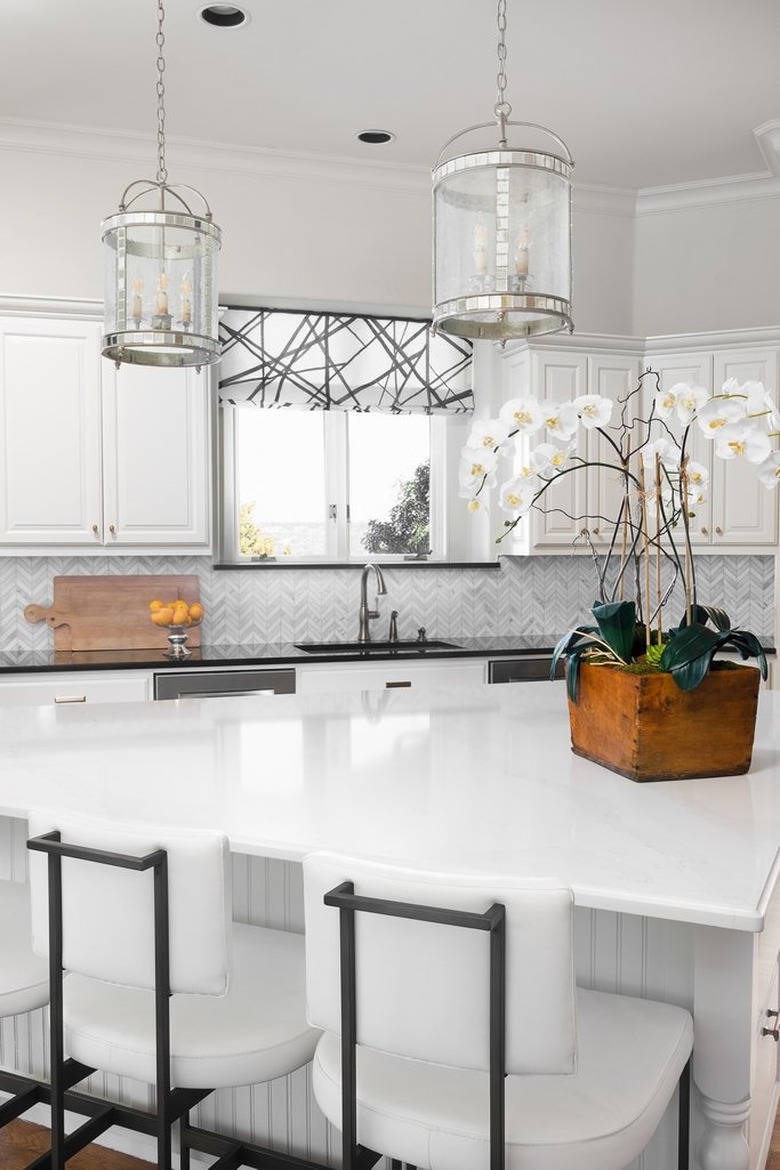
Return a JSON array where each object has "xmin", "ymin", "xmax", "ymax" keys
[{"xmin": 0, "ymin": 635, "xmax": 568, "ymax": 675}]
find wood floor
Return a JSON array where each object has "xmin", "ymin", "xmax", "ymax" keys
[{"xmin": 2, "ymin": 1112, "xmax": 780, "ymax": 1170}]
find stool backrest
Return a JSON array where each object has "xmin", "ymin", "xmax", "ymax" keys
[
  {"xmin": 28, "ymin": 808, "xmax": 232, "ymax": 996},
  {"xmin": 303, "ymin": 852, "xmax": 577, "ymax": 1076}
]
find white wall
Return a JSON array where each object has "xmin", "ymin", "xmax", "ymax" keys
[{"xmin": 633, "ymin": 189, "xmax": 780, "ymax": 336}]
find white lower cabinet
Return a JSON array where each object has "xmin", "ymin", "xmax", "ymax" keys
[
  {"xmin": 296, "ymin": 658, "xmax": 487, "ymax": 693},
  {"xmin": 0, "ymin": 670, "xmax": 152, "ymax": 706}
]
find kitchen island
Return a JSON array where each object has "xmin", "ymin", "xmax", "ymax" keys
[{"xmin": 0, "ymin": 680, "xmax": 778, "ymax": 1170}]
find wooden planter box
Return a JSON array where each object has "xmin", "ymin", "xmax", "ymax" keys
[{"xmin": 567, "ymin": 661, "xmax": 761, "ymax": 782}]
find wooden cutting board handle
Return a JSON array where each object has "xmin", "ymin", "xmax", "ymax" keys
[{"xmin": 24, "ymin": 604, "xmax": 69, "ymax": 629}]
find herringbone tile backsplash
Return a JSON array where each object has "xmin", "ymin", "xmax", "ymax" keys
[{"xmin": 0, "ymin": 554, "xmax": 774, "ymax": 651}]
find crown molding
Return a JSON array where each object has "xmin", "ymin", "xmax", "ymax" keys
[
  {"xmin": 635, "ymin": 171, "xmax": 780, "ymax": 215},
  {"xmin": 0, "ymin": 294, "xmax": 103, "ymax": 320},
  {"xmin": 4, "ymin": 117, "xmax": 780, "ymax": 218}
]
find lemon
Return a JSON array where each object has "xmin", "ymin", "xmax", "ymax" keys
[{"xmin": 149, "ymin": 599, "xmax": 164, "ymax": 612}]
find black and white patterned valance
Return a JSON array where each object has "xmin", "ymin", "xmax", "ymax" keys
[{"xmin": 218, "ymin": 307, "xmax": 473, "ymax": 414}]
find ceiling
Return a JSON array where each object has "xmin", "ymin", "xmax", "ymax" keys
[{"xmin": 2, "ymin": 0, "xmax": 780, "ymax": 191}]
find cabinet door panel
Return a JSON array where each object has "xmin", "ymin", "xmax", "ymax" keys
[
  {"xmin": 0, "ymin": 318, "xmax": 103, "ymax": 544},
  {"xmin": 645, "ymin": 354, "xmax": 714, "ymax": 543},
  {"xmin": 586, "ymin": 355, "xmax": 642, "ymax": 546},
  {"xmin": 102, "ymin": 363, "xmax": 211, "ymax": 546},
  {"xmin": 711, "ymin": 350, "xmax": 779, "ymax": 546},
  {"xmin": 296, "ymin": 660, "xmax": 487, "ymax": 694},
  {"xmin": 529, "ymin": 353, "xmax": 588, "ymax": 546}
]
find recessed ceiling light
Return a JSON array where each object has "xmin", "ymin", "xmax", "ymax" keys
[
  {"xmin": 357, "ymin": 130, "xmax": 395, "ymax": 145},
  {"xmin": 198, "ymin": 5, "xmax": 249, "ymax": 28}
]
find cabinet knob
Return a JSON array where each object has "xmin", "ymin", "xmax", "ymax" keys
[
  {"xmin": 715, "ymin": 526, "xmax": 723, "ymax": 536},
  {"xmin": 91, "ymin": 524, "xmax": 99, "ymax": 536},
  {"xmin": 762, "ymin": 1009, "xmax": 779, "ymax": 1041},
  {"xmin": 109, "ymin": 524, "xmax": 116, "ymax": 536},
  {"xmin": 592, "ymin": 527, "xmax": 600, "ymax": 536},
  {"xmin": 700, "ymin": 526, "xmax": 708, "ymax": 536}
]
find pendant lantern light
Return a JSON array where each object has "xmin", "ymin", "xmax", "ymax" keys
[
  {"xmin": 432, "ymin": 0, "xmax": 574, "ymax": 342},
  {"xmin": 101, "ymin": 0, "xmax": 222, "ymax": 369}
]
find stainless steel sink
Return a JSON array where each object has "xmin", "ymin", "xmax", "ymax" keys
[{"xmin": 295, "ymin": 640, "xmax": 460, "ymax": 654}]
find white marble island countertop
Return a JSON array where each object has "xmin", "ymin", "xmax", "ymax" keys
[{"xmin": 1, "ymin": 680, "xmax": 778, "ymax": 932}]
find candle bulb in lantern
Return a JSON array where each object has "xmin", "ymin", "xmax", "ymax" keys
[
  {"xmin": 473, "ymin": 219, "xmax": 488, "ymax": 276},
  {"xmin": 131, "ymin": 278, "xmax": 143, "ymax": 323},
  {"xmin": 514, "ymin": 227, "xmax": 531, "ymax": 276},
  {"xmin": 155, "ymin": 272, "xmax": 169, "ymax": 316},
  {"xmin": 181, "ymin": 276, "xmax": 192, "ymax": 325}
]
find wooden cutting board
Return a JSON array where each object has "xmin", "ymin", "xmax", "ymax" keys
[{"xmin": 24, "ymin": 575, "xmax": 202, "ymax": 652}]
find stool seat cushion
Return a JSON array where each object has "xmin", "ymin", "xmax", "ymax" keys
[
  {"xmin": 63, "ymin": 923, "xmax": 319, "ymax": 1089},
  {"xmin": 0, "ymin": 881, "xmax": 48, "ymax": 1017},
  {"xmin": 312, "ymin": 986, "xmax": 693, "ymax": 1170}
]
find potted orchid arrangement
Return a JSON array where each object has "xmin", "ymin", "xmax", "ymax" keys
[{"xmin": 459, "ymin": 370, "xmax": 778, "ymax": 779}]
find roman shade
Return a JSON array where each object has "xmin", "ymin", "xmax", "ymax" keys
[{"xmin": 218, "ymin": 307, "xmax": 473, "ymax": 414}]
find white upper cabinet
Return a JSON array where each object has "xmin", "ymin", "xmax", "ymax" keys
[
  {"xmin": 647, "ymin": 346, "xmax": 779, "ymax": 549},
  {"xmin": 0, "ymin": 316, "xmax": 103, "ymax": 546},
  {"xmin": 500, "ymin": 342, "xmax": 642, "ymax": 552},
  {"xmin": 102, "ymin": 361, "xmax": 211, "ymax": 547},
  {"xmin": 0, "ymin": 313, "xmax": 212, "ymax": 553}
]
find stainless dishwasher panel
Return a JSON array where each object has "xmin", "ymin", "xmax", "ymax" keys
[
  {"xmin": 488, "ymin": 657, "xmax": 563, "ymax": 683},
  {"xmin": 154, "ymin": 668, "xmax": 296, "ymax": 700}
]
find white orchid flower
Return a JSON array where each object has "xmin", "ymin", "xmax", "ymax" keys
[
  {"xmin": 530, "ymin": 441, "xmax": 576, "ymax": 476},
  {"xmin": 684, "ymin": 461, "xmax": 710, "ymax": 506},
  {"xmin": 466, "ymin": 417, "xmax": 512, "ymax": 453},
  {"xmin": 674, "ymin": 383, "xmax": 709, "ymax": 425},
  {"xmin": 741, "ymin": 381, "xmax": 780, "ymax": 430},
  {"xmin": 459, "ymin": 447, "xmax": 499, "ymax": 491},
  {"xmin": 572, "ymin": 394, "xmax": 613, "ymax": 429},
  {"xmin": 498, "ymin": 397, "xmax": 545, "ymax": 435},
  {"xmin": 640, "ymin": 437, "xmax": 680, "ymax": 472},
  {"xmin": 757, "ymin": 451, "xmax": 780, "ymax": 490},
  {"xmin": 542, "ymin": 400, "xmax": 579, "ymax": 441},
  {"xmin": 654, "ymin": 382, "xmax": 687, "ymax": 420},
  {"xmin": 696, "ymin": 396, "xmax": 747, "ymax": 437},
  {"xmin": 713, "ymin": 422, "xmax": 772, "ymax": 464},
  {"xmin": 498, "ymin": 476, "xmax": 534, "ymax": 516}
]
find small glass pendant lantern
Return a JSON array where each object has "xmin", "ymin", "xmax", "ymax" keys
[
  {"xmin": 101, "ymin": 2, "xmax": 222, "ymax": 369},
  {"xmin": 432, "ymin": 0, "xmax": 573, "ymax": 342}
]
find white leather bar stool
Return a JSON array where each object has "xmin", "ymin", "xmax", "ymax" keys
[
  {"xmin": 0, "ymin": 878, "xmax": 49, "ymax": 1134},
  {"xmin": 26, "ymin": 808, "xmax": 324, "ymax": 1170},
  {"xmin": 303, "ymin": 852, "xmax": 694, "ymax": 1170}
]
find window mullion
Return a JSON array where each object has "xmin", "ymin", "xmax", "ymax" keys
[{"xmin": 324, "ymin": 412, "xmax": 349, "ymax": 558}]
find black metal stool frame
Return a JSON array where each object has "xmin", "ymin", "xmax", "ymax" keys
[
  {"xmin": 323, "ymin": 880, "xmax": 691, "ymax": 1170},
  {"xmin": 25, "ymin": 830, "xmax": 332, "ymax": 1170}
]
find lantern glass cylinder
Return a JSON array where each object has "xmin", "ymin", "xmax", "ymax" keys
[
  {"xmin": 102, "ymin": 209, "xmax": 222, "ymax": 367},
  {"xmin": 433, "ymin": 147, "xmax": 573, "ymax": 340}
]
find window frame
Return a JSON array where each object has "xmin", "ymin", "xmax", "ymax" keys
[{"xmin": 218, "ymin": 405, "xmax": 473, "ymax": 565}]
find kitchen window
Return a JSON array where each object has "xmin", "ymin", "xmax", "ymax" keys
[
  {"xmin": 220, "ymin": 405, "xmax": 468, "ymax": 562},
  {"xmin": 217, "ymin": 307, "xmax": 474, "ymax": 564}
]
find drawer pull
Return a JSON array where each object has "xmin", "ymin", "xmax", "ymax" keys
[
  {"xmin": 761, "ymin": 1009, "xmax": 779, "ymax": 1041},
  {"xmin": 54, "ymin": 695, "xmax": 87, "ymax": 704},
  {"xmin": 385, "ymin": 680, "xmax": 412, "ymax": 689}
]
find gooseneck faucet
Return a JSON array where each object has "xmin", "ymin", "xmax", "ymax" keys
[{"xmin": 358, "ymin": 563, "xmax": 387, "ymax": 643}]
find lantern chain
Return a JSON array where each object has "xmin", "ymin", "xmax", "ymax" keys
[
  {"xmin": 155, "ymin": 0, "xmax": 168, "ymax": 186},
  {"xmin": 494, "ymin": 0, "xmax": 512, "ymax": 130}
]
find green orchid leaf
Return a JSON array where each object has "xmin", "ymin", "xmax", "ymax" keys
[
  {"xmin": 591, "ymin": 600, "xmax": 636, "ymax": 663},
  {"xmin": 562, "ymin": 641, "xmax": 605, "ymax": 703},
  {"xmin": 669, "ymin": 653, "xmax": 712, "ymax": 692},
  {"xmin": 550, "ymin": 626, "xmax": 598, "ymax": 689},
  {"xmin": 676, "ymin": 604, "xmax": 731, "ymax": 632},
  {"xmin": 699, "ymin": 605, "xmax": 731, "ymax": 632},
  {"xmin": 659, "ymin": 623, "xmax": 720, "ymax": 689},
  {"xmin": 714, "ymin": 630, "xmax": 768, "ymax": 679}
]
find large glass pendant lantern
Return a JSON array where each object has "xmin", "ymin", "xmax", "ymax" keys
[
  {"xmin": 432, "ymin": 0, "xmax": 573, "ymax": 342},
  {"xmin": 101, "ymin": 1, "xmax": 222, "ymax": 369}
]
